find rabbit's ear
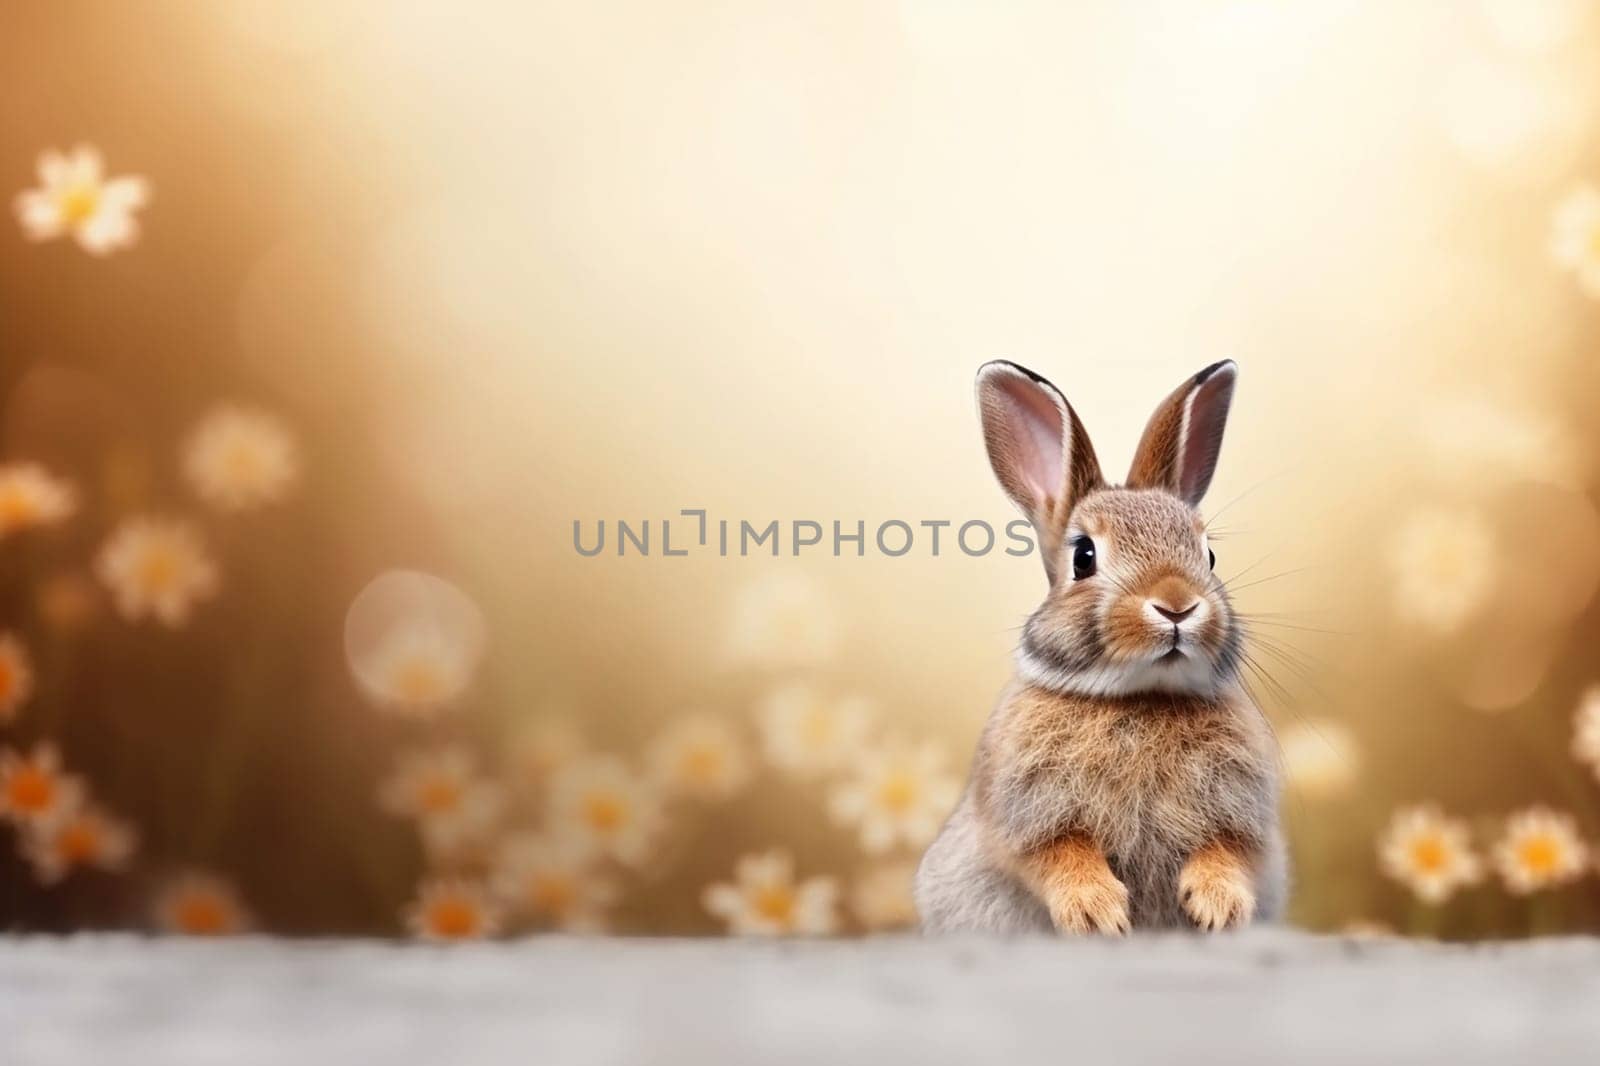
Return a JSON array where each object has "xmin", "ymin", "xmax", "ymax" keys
[
  {"xmin": 976, "ymin": 361, "xmax": 1104, "ymax": 583},
  {"xmin": 1127, "ymin": 360, "xmax": 1238, "ymax": 506}
]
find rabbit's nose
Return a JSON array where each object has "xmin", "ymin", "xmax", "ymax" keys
[{"xmin": 1151, "ymin": 601, "xmax": 1198, "ymax": 624}]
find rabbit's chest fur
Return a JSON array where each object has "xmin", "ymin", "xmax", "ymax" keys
[{"xmin": 974, "ymin": 683, "xmax": 1279, "ymax": 923}]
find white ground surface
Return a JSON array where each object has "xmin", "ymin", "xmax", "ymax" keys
[{"xmin": 3, "ymin": 931, "xmax": 1598, "ymax": 1065}]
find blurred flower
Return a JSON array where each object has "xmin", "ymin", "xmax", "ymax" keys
[
  {"xmin": 1340, "ymin": 920, "xmax": 1396, "ymax": 939},
  {"xmin": 154, "ymin": 872, "xmax": 251, "ymax": 936},
  {"xmin": 183, "ymin": 406, "xmax": 299, "ymax": 511},
  {"xmin": 13, "ymin": 145, "xmax": 149, "ymax": 255},
  {"xmin": 850, "ymin": 861, "xmax": 920, "ymax": 932},
  {"xmin": 1378, "ymin": 806, "xmax": 1482, "ymax": 904},
  {"xmin": 491, "ymin": 833, "xmax": 618, "ymax": 933},
  {"xmin": 405, "ymin": 879, "xmax": 501, "ymax": 941},
  {"xmin": 724, "ymin": 572, "xmax": 837, "ymax": 668},
  {"xmin": 358, "ymin": 624, "xmax": 475, "ymax": 717},
  {"xmin": 509, "ymin": 716, "xmax": 585, "ymax": 788},
  {"xmin": 647, "ymin": 714, "xmax": 751, "ymax": 801},
  {"xmin": 757, "ymin": 684, "xmax": 874, "ymax": 778},
  {"xmin": 1417, "ymin": 396, "xmax": 1586, "ymax": 493},
  {"xmin": 0, "ymin": 744, "xmax": 84, "ymax": 828},
  {"xmin": 0, "ymin": 633, "xmax": 35, "ymax": 724},
  {"xmin": 828, "ymin": 739, "xmax": 958, "ymax": 854},
  {"xmin": 703, "ymin": 849, "xmax": 839, "ymax": 937},
  {"xmin": 1572, "ymin": 686, "xmax": 1600, "ymax": 782},
  {"xmin": 1279, "ymin": 719, "xmax": 1360, "ymax": 798},
  {"xmin": 345, "ymin": 571, "xmax": 486, "ymax": 717},
  {"xmin": 22, "ymin": 804, "xmax": 137, "ymax": 884},
  {"xmin": 549, "ymin": 756, "xmax": 664, "ymax": 867},
  {"xmin": 35, "ymin": 572, "xmax": 101, "ymax": 634},
  {"xmin": 378, "ymin": 746, "xmax": 503, "ymax": 859},
  {"xmin": 1491, "ymin": 807, "xmax": 1589, "ymax": 895},
  {"xmin": 1551, "ymin": 184, "xmax": 1600, "ymax": 297},
  {"xmin": 1387, "ymin": 508, "xmax": 1494, "ymax": 634},
  {"xmin": 0, "ymin": 462, "xmax": 76, "ymax": 538},
  {"xmin": 95, "ymin": 518, "xmax": 220, "ymax": 626}
]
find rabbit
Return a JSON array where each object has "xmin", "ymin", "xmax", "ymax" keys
[{"xmin": 915, "ymin": 359, "xmax": 1286, "ymax": 935}]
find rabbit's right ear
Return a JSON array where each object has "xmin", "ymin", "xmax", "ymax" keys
[{"xmin": 976, "ymin": 361, "xmax": 1104, "ymax": 584}]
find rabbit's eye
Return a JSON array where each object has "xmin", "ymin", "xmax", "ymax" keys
[
  {"xmin": 1070, "ymin": 536, "xmax": 1097, "ymax": 580},
  {"xmin": 1208, "ymin": 548, "xmax": 1216, "ymax": 570}
]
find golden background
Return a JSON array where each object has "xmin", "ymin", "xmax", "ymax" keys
[{"xmin": 2, "ymin": 0, "xmax": 1599, "ymax": 937}]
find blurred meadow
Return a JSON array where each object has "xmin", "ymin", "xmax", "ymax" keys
[{"xmin": 3, "ymin": 0, "xmax": 1600, "ymax": 940}]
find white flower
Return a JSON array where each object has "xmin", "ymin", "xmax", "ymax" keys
[
  {"xmin": 357, "ymin": 623, "xmax": 475, "ymax": 717},
  {"xmin": 183, "ymin": 406, "xmax": 298, "ymax": 511},
  {"xmin": 1377, "ymin": 806, "xmax": 1482, "ymax": 904},
  {"xmin": 756, "ymin": 684, "xmax": 874, "ymax": 778},
  {"xmin": 0, "ymin": 463, "xmax": 76, "ymax": 538},
  {"xmin": 1551, "ymin": 184, "xmax": 1600, "ymax": 297},
  {"xmin": 1387, "ymin": 508, "xmax": 1494, "ymax": 634},
  {"xmin": 377, "ymin": 746, "xmax": 503, "ymax": 862},
  {"xmin": 22, "ymin": 804, "xmax": 137, "ymax": 885},
  {"xmin": 344, "ymin": 572, "xmax": 486, "ymax": 718},
  {"xmin": 723, "ymin": 572, "xmax": 837, "ymax": 668},
  {"xmin": 0, "ymin": 744, "xmax": 86, "ymax": 828},
  {"xmin": 14, "ymin": 145, "xmax": 149, "ymax": 255},
  {"xmin": 95, "ymin": 518, "xmax": 219, "ymax": 626},
  {"xmin": 491, "ymin": 834, "xmax": 618, "ymax": 933},
  {"xmin": 1491, "ymin": 807, "xmax": 1589, "ymax": 895},
  {"xmin": 703, "ymin": 849, "xmax": 839, "ymax": 936},
  {"xmin": 1279, "ymin": 719, "xmax": 1360, "ymax": 798},
  {"xmin": 404, "ymin": 879, "xmax": 501, "ymax": 941},
  {"xmin": 153, "ymin": 872, "xmax": 251, "ymax": 936},
  {"xmin": 850, "ymin": 861, "xmax": 920, "ymax": 932},
  {"xmin": 549, "ymin": 755, "xmax": 665, "ymax": 867},
  {"xmin": 1572, "ymin": 686, "xmax": 1600, "ymax": 782},
  {"xmin": 829, "ymin": 739, "xmax": 959, "ymax": 854},
  {"xmin": 647, "ymin": 714, "xmax": 752, "ymax": 800},
  {"xmin": 0, "ymin": 632, "xmax": 35, "ymax": 724}
]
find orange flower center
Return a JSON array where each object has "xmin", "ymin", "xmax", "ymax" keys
[
  {"xmin": 57, "ymin": 820, "xmax": 104, "ymax": 863},
  {"xmin": 427, "ymin": 898, "xmax": 482, "ymax": 938},
  {"xmin": 1518, "ymin": 836, "xmax": 1559, "ymax": 875},
  {"xmin": 175, "ymin": 894, "xmax": 232, "ymax": 935},
  {"xmin": 800, "ymin": 709, "xmax": 835, "ymax": 747},
  {"xmin": 392, "ymin": 658, "xmax": 447, "ymax": 702},
  {"xmin": 223, "ymin": 443, "xmax": 264, "ymax": 483},
  {"xmin": 137, "ymin": 548, "xmax": 181, "ymax": 593},
  {"xmin": 56, "ymin": 183, "xmax": 100, "ymax": 226},
  {"xmin": 681, "ymin": 746, "xmax": 724, "ymax": 783},
  {"xmin": 1409, "ymin": 836, "xmax": 1447, "ymax": 874},
  {"xmin": 417, "ymin": 777, "xmax": 463, "ymax": 814},
  {"xmin": 753, "ymin": 885, "xmax": 796, "ymax": 925},
  {"xmin": 876, "ymin": 770, "xmax": 919, "ymax": 814},
  {"xmin": 6, "ymin": 767, "xmax": 55, "ymax": 813},
  {"xmin": 530, "ymin": 875, "xmax": 576, "ymax": 915},
  {"xmin": 583, "ymin": 793, "xmax": 626, "ymax": 833},
  {"xmin": 0, "ymin": 488, "xmax": 38, "ymax": 527}
]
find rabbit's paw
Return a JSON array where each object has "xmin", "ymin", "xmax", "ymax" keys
[
  {"xmin": 1048, "ymin": 873, "xmax": 1130, "ymax": 936},
  {"xmin": 1178, "ymin": 852, "xmax": 1255, "ymax": 932}
]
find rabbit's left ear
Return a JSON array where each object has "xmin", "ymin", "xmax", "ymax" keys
[{"xmin": 1126, "ymin": 361, "xmax": 1237, "ymax": 506}]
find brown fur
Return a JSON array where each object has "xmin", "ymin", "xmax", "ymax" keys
[
  {"xmin": 1011, "ymin": 833, "xmax": 1129, "ymax": 935},
  {"xmin": 966, "ymin": 681, "xmax": 1280, "ymax": 927},
  {"xmin": 1178, "ymin": 838, "xmax": 1257, "ymax": 930},
  {"xmin": 914, "ymin": 359, "xmax": 1286, "ymax": 936}
]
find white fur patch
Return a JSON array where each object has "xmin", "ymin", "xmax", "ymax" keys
[{"xmin": 1016, "ymin": 646, "xmax": 1220, "ymax": 699}]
